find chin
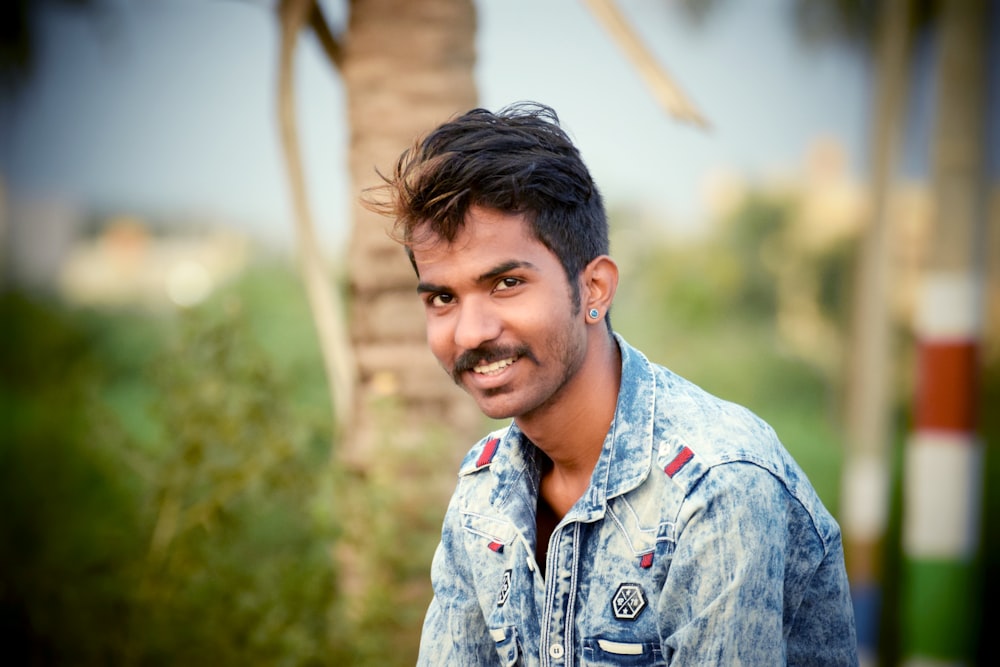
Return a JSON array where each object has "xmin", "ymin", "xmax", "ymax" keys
[
  {"xmin": 470, "ymin": 393, "xmax": 522, "ymax": 421},
  {"xmin": 472, "ymin": 399, "xmax": 516, "ymax": 421}
]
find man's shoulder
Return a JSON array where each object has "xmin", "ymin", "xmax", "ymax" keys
[
  {"xmin": 619, "ymin": 336, "xmax": 780, "ymax": 458},
  {"xmin": 648, "ymin": 361, "xmax": 789, "ymax": 479},
  {"xmin": 456, "ymin": 425, "xmax": 512, "ymax": 477},
  {"xmin": 653, "ymin": 363, "xmax": 777, "ymax": 444},
  {"xmin": 647, "ymin": 361, "xmax": 837, "ymax": 535}
]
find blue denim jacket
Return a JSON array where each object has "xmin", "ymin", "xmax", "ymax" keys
[{"xmin": 418, "ymin": 335, "xmax": 858, "ymax": 666}]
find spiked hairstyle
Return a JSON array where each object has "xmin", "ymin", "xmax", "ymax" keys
[{"xmin": 364, "ymin": 102, "xmax": 609, "ymax": 311}]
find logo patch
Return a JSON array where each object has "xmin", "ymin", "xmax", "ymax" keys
[
  {"xmin": 496, "ymin": 569, "xmax": 512, "ymax": 607},
  {"xmin": 612, "ymin": 583, "xmax": 648, "ymax": 620}
]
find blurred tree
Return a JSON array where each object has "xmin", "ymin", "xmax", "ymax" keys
[
  {"xmin": 273, "ymin": 0, "xmax": 480, "ymax": 653},
  {"xmin": 338, "ymin": 0, "xmax": 481, "ymax": 456},
  {"xmin": 0, "ymin": 293, "xmax": 144, "ymax": 664},
  {"xmin": 2, "ymin": 1, "xmax": 480, "ymax": 660},
  {"xmin": 792, "ymin": 2, "xmax": 993, "ymax": 664},
  {"xmin": 274, "ymin": 0, "xmax": 479, "ymax": 441},
  {"xmin": 131, "ymin": 304, "xmax": 337, "ymax": 665},
  {"xmin": 787, "ymin": 0, "xmax": 922, "ymax": 513},
  {"xmin": 0, "ymin": 287, "xmax": 339, "ymax": 664},
  {"xmin": 825, "ymin": 6, "xmax": 917, "ymax": 662}
]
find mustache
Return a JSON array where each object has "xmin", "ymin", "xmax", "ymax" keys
[{"xmin": 452, "ymin": 344, "xmax": 533, "ymax": 378}]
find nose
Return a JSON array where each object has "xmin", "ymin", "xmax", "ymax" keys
[{"xmin": 453, "ymin": 296, "xmax": 502, "ymax": 351}]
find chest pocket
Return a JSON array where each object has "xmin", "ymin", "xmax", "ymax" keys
[
  {"xmin": 461, "ymin": 510, "xmax": 517, "ymax": 552},
  {"xmin": 581, "ymin": 638, "xmax": 665, "ymax": 666},
  {"xmin": 606, "ymin": 495, "xmax": 676, "ymax": 563}
]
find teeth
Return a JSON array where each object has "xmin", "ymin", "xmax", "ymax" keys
[{"xmin": 473, "ymin": 357, "xmax": 516, "ymax": 375}]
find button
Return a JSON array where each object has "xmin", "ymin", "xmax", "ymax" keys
[{"xmin": 549, "ymin": 643, "xmax": 564, "ymax": 659}]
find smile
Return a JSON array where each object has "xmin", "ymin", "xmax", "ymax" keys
[{"xmin": 472, "ymin": 356, "xmax": 518, "ymax": 375}]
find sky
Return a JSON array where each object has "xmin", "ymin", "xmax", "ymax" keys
[{"xmin": 0, "ymin": 0, "xmax": 872, "ymax": 254}]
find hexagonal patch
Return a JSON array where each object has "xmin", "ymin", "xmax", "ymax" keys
[
  {"xmin": 611, "ymin": 583, "xmax": 648, "ymax": 621},
  {"xmin": 496, "ymin": 569, "xmax": 512, "ymax": 607}
]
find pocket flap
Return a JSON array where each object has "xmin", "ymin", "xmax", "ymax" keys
[{"xmin": 461, "ymin": 511, "xmax": 516, "ymax": 547}]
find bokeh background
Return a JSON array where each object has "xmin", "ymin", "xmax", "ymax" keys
[{"xmin": 2, "ymin": 0, "xmax": 997, "ymax": 665}]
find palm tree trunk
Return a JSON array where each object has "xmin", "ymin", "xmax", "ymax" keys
[
  {"xmin": 274, "ymin": 0, "xmax": 480, "ymax": 656},
  {"xmin": 343, "ymin": 0, "xmax": 480, "ymax": 467},
  {"xmin": 337, "ymin": 0, "xmax": 480, "ymax": 636}
]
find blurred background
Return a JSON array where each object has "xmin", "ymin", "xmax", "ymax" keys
[{"xmin": 1, "ymin": 0, "xmax": 997, "ymax": 665}]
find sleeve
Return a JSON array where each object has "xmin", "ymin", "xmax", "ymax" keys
[
  {"xmin": 786, "ymin": 534, "xmax": 858, "ymax": 665},
  {"xmin": 657, "ymin": 462, "xmax": 850, "ymax": 665},
  {"xmin": 416, "ymin": 491, "xmax": 500, "ymax": 666}
]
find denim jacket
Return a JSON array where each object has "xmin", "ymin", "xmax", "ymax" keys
[{"xmin": 417, "ymin": 335, "xmax": 858, "ymax": 666}]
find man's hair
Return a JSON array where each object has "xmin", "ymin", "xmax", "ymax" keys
[{"xmin": 364, "ymin": 102, "xmax": 608, "ymax": 309}]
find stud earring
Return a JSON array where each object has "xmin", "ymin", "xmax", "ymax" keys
[{"xmin": 588, "ymin": 308, "xmax": 600, "ymax": 320}]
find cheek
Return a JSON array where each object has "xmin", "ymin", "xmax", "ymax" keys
[{"xmin": 424, "ymin": 316, "xmax": 452, "ymax": 362}]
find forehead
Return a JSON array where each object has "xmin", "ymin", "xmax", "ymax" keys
[{"xmin": 410, "ymin": 207, "xmax": 558, "ymax": 278}]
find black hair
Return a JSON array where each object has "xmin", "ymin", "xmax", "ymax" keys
[{"xmin": 364, "ymin": 102, "xmax": 609, "ymax": 311}]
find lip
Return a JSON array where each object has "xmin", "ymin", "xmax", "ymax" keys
[{"xmin": 463, "ymin": 356, "xmax": 520, "ymax": 391}]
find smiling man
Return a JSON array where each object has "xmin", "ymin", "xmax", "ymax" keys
[{"xmin": 365, "ymin": 103, "xmax": 858, "ymax": 666}]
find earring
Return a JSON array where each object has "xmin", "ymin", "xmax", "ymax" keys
[{"xmin": 588, "ymin": 308, "xmax": 600, "ymax": 320}]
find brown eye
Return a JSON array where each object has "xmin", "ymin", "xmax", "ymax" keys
[
  {"xmin": 494, "ymin": 277, "xmax": 521, "ymax": 292},
  {"xmin": 429, "ymin": 293, "xmax": 454, "ymax": 307}
]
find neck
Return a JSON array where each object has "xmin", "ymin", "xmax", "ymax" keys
[{"xmin": 517, "ymin": 330, "xmax": 621, "ymax": 484}]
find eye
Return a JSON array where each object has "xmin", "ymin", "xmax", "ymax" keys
[
  {"xmin": 493, "ymin": 277, "xmax": 522, "ymax": 293},
  {"xmin": 427, "ymin": 293, "xmax": 454, "ymax": 307}
]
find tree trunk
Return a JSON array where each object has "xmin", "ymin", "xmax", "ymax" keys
[
  {"xmin": 343, "ymin": 0, "xmax": 481, "ymax": 465},
  {"xmin": 274, "ymin": 0, "xmax": 479, "ymax": 654},
  {"xmin": 337, "ymin": 0, "xmax": 481, "ymax": 640}
]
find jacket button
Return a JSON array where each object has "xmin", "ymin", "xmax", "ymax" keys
[{"xmin": 549, "ymin": 643, "xmax": 564, "ymax": 659}]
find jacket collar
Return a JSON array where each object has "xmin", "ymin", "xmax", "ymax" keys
[{"xmin": 490, "ymin": 334, "xmax": 657, "ymax": 521}]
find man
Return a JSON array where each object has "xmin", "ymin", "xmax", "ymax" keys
[{"xmin": 365, "ymin": 102, "xmax": 858, "ymax": 665}]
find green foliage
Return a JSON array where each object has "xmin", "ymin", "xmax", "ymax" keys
[
  {"xmin": 1, "ymin": 292, "xmax": 146, "ymax": 664},
  {"xmin": 620, "ymin": 193, "xmax": 845, "ymax": 329},
  {"xmin": 132, "ymin": 302, "xmax": 336, "ymax": 665},
  {"xmin": 323, "ymin": 396, "xmax": 461, "ymax": 666},
  {"xmin": 613, "ymin": 192, "xmax": 853, "ymax": 511},
  {"xmin": 1, "ymin": 263, "xmax": 338, "ymax": 665},
  {"xmin": 210, "ymin": 262, "xmax": 333, "ymax": 428},
  {"xmin": 721, "ymin": 193, "xmax": 788, "ymax": 317}
]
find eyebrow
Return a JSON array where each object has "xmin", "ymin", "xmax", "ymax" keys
[
  {"xmin": 416, "ymin": 260, "xmax": 538, "ymax": 295},
  {"xmin": 478, "ymin": 260, "xmax": 538, "ymax": 283}
]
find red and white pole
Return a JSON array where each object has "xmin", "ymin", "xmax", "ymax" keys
[
  {"xmin": 901, "ymin": 1, "xmax": 987, "ymax": 662},
  {"xmin": 902, "ymin": 273, "xmax": 984, "ymax": 665}
]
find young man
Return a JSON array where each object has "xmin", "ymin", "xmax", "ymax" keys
[{"xmin": 366, "ymin": 103, "xmax": 858, "ymax": 665}]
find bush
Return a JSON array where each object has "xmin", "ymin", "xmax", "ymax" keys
[{"xmin": 0, "ymin": 283, "xmax": 338, "ymax": 665}]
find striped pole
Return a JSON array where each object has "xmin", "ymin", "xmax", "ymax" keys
[
  {"xmin": 901, "ymin": 2, "xmax": 987, "ymax": 663},
  {"xmin": 902, "ymin": 274, "xmax": 984, "ymax": 665}
]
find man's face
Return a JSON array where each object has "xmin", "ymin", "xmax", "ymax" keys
[{"xmin": 411, "ymin": 206, "xmax": 589, "ymax": 421}]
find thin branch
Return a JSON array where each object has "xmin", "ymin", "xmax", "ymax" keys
[
  {"xmin": 308, "ymin": 0, "xmax": 344, "ymax": 70},
  {"xmin": 582, "ymin": 0, "xmax": 710, "ymax": 129},
  {"xmin": 277, "ymin": 0, "xmax": 356, "ymax": 433}
]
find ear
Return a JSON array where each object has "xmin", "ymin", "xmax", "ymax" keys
[{"xmin": 580, "ymin": 255, "xmax": 619, "ymax": 321}]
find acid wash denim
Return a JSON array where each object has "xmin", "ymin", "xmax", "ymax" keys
[{"xmin": 417, "ymin": 335, "xmax": 858, "ymax": 666}]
